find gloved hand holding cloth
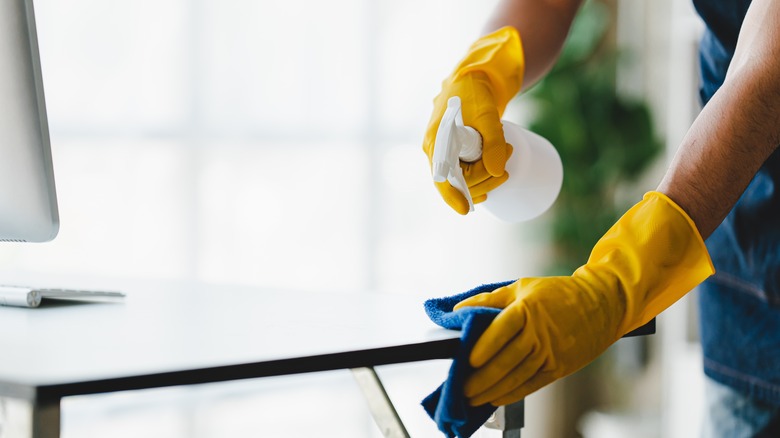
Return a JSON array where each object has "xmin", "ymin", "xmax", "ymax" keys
[
  {"xmin": 422, "ymin": 26, "xmax": 524, "ymax": 214},
  {"xmin": 452, "ymin": 191, "xmax": 714, "ymax": 407}
]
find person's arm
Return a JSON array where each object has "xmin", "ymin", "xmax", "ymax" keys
[
  {"xmin": 482, "ymin": 0, "xmax": 584, "ymax": 91},
  {"xmin": 452, "ymin": 0, "xmax": 780, "ymax": 408},
  {"xmin": 658, "ymin": 0, "xmax": 780, "ymax": 238}
]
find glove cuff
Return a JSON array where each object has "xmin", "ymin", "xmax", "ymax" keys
[
  {"xmin": 643, "ymin": 191, "xmax": 710, "ymax": 255},
  {"xmin": 586, "ymin": 191, "xmax": 715, "ymax": 337}
]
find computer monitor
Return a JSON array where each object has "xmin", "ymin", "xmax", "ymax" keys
[{"xmin": 0, "ymin": 0, "xmax": 59, "ymax": 242}]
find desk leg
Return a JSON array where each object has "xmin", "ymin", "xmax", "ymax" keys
[
  {"xmin": 350, "ymin": 367, "xmax": 410, "ymax": 438},
  {"xmin": 0, "ymin": 397, "xmax": 60, "ymax": 438},
  {"xmin": 483, "ymin": 400, "xmax": 524, "ymax": 438}
]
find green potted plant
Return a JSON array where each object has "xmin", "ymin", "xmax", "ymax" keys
[{"xmin": 526, "ymin": 1, "xmax": 662, "ymax": 275}]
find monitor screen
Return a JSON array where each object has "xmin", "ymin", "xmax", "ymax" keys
[{"xmin": 0, "ymin": 0, "xmax": 58, "ymax": 242}]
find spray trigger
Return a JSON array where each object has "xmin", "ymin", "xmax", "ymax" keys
[{"xmin": 432, "ymin": 97, "xmax": 483, "ymax": 213}]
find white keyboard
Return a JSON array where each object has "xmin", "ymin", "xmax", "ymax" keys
[{"xmin": 0, "ymin": 285, "xmax": 125, "ymax": 308}]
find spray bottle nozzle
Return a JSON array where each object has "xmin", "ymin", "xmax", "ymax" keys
[{"xmin": 432, "ymin": 96, "xmax": 484, "ymax": 213}]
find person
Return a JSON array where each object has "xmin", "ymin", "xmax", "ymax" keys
[{"xmin": 422, "ymin": 0, "xmax": 780, "ymax": 435}]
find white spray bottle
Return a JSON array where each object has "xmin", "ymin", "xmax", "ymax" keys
[{"xmin": 432, "ymin": 96, "xmax": 563, "ymax": 222}]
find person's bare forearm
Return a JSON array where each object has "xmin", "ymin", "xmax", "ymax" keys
[
  {"xmin": 658, "ymin": 0, "xmax": 780, "ymax": 239},
  {"xmin": 482, "ymin": 0, "xmax": 583, "ymax": 91}
]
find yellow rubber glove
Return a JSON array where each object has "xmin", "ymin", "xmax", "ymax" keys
[
  {"xmin": 453, "ymin": 192, "xmax": 715, "ymax": 406},
  {"xmin": 423, "ymin": 26, "xmax": 525, "ymax": 214}
]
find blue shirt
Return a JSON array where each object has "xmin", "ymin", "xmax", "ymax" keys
[{"xmin": 693, "ymin": 0, "xmax": 780, "ymax": 405}]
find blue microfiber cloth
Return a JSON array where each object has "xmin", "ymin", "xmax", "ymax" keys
[{"xmin": 422, "ymin": 280, "xmax": 515, "ymax": 438}]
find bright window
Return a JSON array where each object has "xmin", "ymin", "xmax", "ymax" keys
[{"xmin": 2, "ymin": 0, "xmax": 545, "ymax": 295}]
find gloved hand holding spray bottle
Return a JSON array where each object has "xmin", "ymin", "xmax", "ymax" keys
[
  {"xmin": 431, "ymin": 95, "xmax": 562, "ymax": 221},
  {"xmin": 422, "ymin": 26, "xmax": 562, "ymax": 221}
]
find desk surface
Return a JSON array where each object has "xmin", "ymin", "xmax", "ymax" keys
[{"xmin": 0, "ymin": 281, "xmax": 459, "ymax": 402}]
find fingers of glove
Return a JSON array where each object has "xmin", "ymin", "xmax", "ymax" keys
[
  {"xmin": 453, "ymin": 286, "xmax": 516, "ymax": 311},
  {"xmin": 468, "ymin": 345, "xmax": 547, "ymax": 406},
  {"xmin": 461, "ymin": 143, "xmax": 513, "ymax": 188},
  {"xmin": 464, "ymin": 331, "xmax": 538, "ymax": 398},
  {"xmin": 460, "ymin": 75, "xmax": 508, "ymax": 177},
  {"xmin": 489, "ymin": 370, "xmax": 558, "ymax": 407},
  {"xmin": 470, "ymin": 303, "xmax": 529, "ymax": 368},
  {"xmin": 434, "ymin": 181, "xmax": 470, "ymax": 215},
  {"xmin": 468, "ymin": 154, "xmax": 511, "ymax": 204},
  {"xmin": 431, "ymin": 162, "xmax": 508, "ymax": 210},
  {"xmin": 467, "ymin": 171, "xmax": 510, "ymax": 201},
  {"xmin": 477, "ymin": 123, "xmax": 509, "ymax": 177}
]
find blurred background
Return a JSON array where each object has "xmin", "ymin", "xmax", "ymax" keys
[{"xmin": 0, "ymin": 0, "xmax": 706, "ymax": 436}]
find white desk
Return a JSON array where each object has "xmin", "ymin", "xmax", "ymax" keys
[{"xmin": 0, "ymin": 280, "xmax": 461, "ymax": 438}]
